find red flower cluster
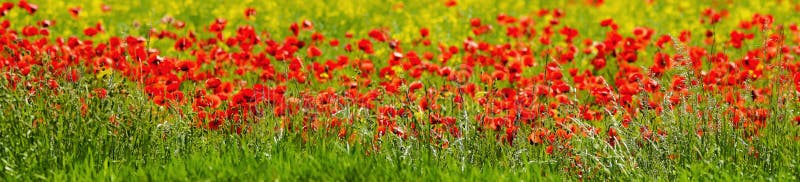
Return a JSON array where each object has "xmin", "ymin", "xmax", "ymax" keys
[{"xmin": 1, "ymin": 1, "xmax": 798, "ymax": 159}]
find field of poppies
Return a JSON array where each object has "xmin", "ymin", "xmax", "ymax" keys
[{"xmin": 2, "ymin": 0, "xmax": 800, "ymax": 180}]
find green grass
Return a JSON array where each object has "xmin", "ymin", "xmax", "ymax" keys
[{"xmin": 2, "ymin": 70, "xmax": 798, "ymax": 181}]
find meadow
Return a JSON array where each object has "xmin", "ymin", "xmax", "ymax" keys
[{"xmin": 1, "ymin": 0, "xmax": 800, "ymax": 181}]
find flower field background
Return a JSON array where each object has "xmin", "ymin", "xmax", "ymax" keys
[{"xmin": 2, "ymin": 0, "xmax": 800, "ymax": 180}]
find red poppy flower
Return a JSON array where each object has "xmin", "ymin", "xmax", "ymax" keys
[
  {"xmin": 18, "ymin": 0, "xmax": 37, "ymax": 15},
  {"xmin": 67, "ymin": 70, "xmax": 80, "ymax": 82},
  {"xmin": 205, "ymin": 78, "xmax": 221, "ymax": 89},
  {"xmin": 174, "ymin": 37, "xmax": 193, "ymax": 51},
  {"xmin": 368, "ymin": 29, "xmax": 388, "ymax": 42},
  {"xmin": 94, "ymin": 88, "xmax": 108, "ymax": 99},
  {"xmin": 307, "ymin": 45, "xmax": 322, "ymax": 58},
  {"xmin": 419, "ymin": 28, "xmax": 430, "ymax": 38},
  {"xmin": 357, "ymin": 39, "xmax": 374, "ymax": 54},
  {"xmin": 244, "ymin": 8, "xmax": 256, "ymax": 18},
  {"xmin": 607, "ymin": 127, "xmax": 618, "ymax": 147},
  {"xmin": 69, "ymin": 6, "xmax": 81, "ymax": 18},
  {"xmin": 444, "ymin": 0, "xmax": 457, "ymax": 7},
  {"xmin": 101, "ymin": 4, "xmax": 111, "ymax": 12}
]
